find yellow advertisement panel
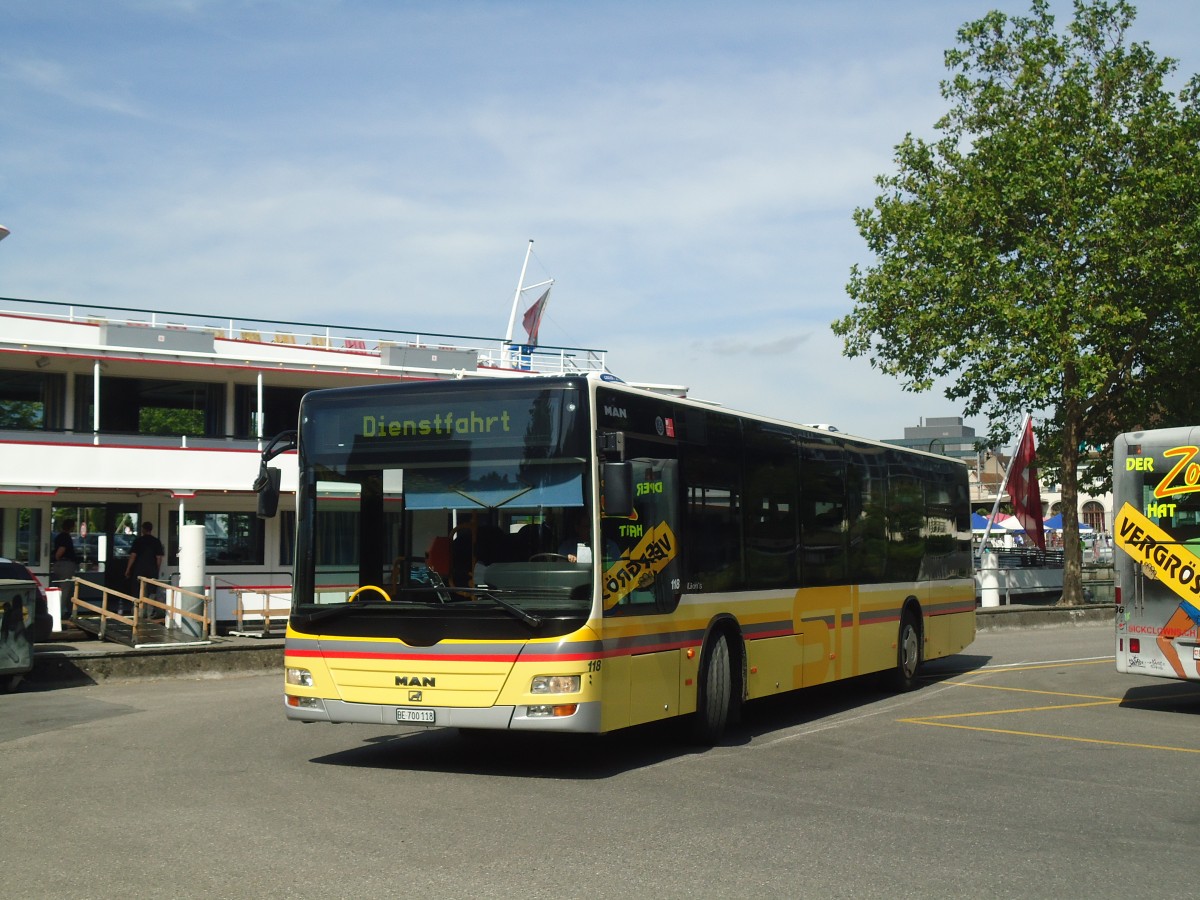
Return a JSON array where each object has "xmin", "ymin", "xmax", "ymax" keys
[
  {"xmin": 1113, "ymin": 502, "xmax": 1200, "ymax": 601},
  {"xmin": 601, "ymin": 522, "xmax": 677, "ymax": 610}
]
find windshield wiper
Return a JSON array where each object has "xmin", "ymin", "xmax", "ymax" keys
[
  {"xmin": 469, "ymin": 588, "xmax": 542, "ymax": 628},
  {"xmin": 298, "ymin": 589, "xmax": 542, "ymax": 628},
  {"xmin": 295, "ymin": 604, "xmax": 352, "ymax": 626}
]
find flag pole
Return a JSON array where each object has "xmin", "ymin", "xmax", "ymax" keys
[
  {"xmin": 504, "ymin": 239, "xmax": 534, "ymax": 346},
  {"xmin": 978, "ymin": 413, "xmax": 1031, "ymax": 562}
]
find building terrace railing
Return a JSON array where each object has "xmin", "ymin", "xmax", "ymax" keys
[{"xmin": 0, "ymin": 295, "xmax": 607, "ymax": 375}]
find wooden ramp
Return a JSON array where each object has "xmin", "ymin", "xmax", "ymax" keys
[
  {"xmin": 67, "ymin": 576, "xmax": 212, "ymax": 649},
  {"xmin": 71, "ymin": 614, "xmax": 212, "ymax": 649}
]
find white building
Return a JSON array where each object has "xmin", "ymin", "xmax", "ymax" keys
[{"xmin": 0, "ymin": 297, "xmax": 610, "ymax": 627}]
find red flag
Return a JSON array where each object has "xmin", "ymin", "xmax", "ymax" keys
[
  {"xmin": 521, "ymin": 288, "xmax": 550, "ymax": 347},
  {"xmin": 1006, "ymin": 417, "xmax": 1045, "ymax": 550}
]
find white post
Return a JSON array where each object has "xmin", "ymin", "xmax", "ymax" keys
[
  {"xmin": 256, "ymin": 371, "xmax": 264, "ymax": 450},
  {"xmin": 46, "ymin": 586, "xmax": 62, "ymax": 632},
  {"xmin": 208, "ymin": 574, "xmax": 216, "ymax": 639},
  {"xmin": 979, "ymin": 550, "xmax": 1001, "ymax": 608},
  {"xmin": 178, "ymin": 524, "xmax": 206, "ymax": 637},
  {"xmin": 93, "ymin": 360, "xmax": 102, "ymax": 445}
]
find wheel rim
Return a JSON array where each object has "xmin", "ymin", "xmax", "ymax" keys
[{"xmin": 900, "ymin": 622, "xmax": 919, "ymax": 679}]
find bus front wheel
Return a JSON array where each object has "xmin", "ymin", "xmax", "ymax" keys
[
  {"xmin": 691, "ymin": 632, "xmax": 732, "ymax": 744},
  {"xmin": 887, "ymin": 608, "xmax": 921, "ymax": 692}
]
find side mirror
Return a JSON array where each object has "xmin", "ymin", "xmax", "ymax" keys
[
  {"xmin": 254, "ymin": 465, "xmax": 282, "ymax": 519},
  {"xmin": 253, "ymin": 429, "xmax": 297, "ymax": 519},
  {"xmin": 602, "ymin": 461, "xmax": 633, "ymax": 518}
]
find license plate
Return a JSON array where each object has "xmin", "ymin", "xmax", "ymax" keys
[{"xmin": 396, "ymin": 707, "xmax": 435, "ymax": 724}]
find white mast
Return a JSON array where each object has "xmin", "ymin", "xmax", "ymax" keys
[
  {"xmin": 504, "ymin": 239, "xmax": 535, "ymax": 345},
  {"xmin": 503, "ymin": 239, "xmax": 554, "ymax": 347}
]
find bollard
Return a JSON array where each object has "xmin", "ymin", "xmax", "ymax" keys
[
  {"xmin": 46, "ymin": 586, "xmax": 63, "ymax": 632},
  {"xmin": 178, "ymin": 524, "xmax": 206, "ymax": 637},
  {"xmin": 980, "ymin": 550, "xmax": 1001, "ymax": 608}
]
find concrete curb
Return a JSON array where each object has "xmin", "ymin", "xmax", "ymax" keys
[
  {"xmin": 28, "ymin": 638, "xmax": 284, "ymax": 686},
  {"xmin": 24, "ymin": 605, "xmax": 1118, "ymax": 687},
  {"xmin": 976, "ymin": 603, "xmax": 1115, "ymax": 631}
]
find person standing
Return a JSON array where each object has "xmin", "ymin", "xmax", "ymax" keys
[
  {"xmin": 125, "ymin": 521, "xmax": 165, "ymax": 619},
  {"xmin": 51, "ymin": 518, "xmax": 79, "ymax": 627}
]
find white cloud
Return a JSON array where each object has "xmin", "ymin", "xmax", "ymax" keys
[
  {"xmin": 1, "ymin": 0, "xmax": 1196, "ymax": 443},
  {"xmin": 2, "ymin": 55, "xmax": 146, "ymax": 117}
]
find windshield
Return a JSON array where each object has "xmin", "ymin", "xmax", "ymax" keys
[{"xmin": 290, "ymin": 382, "xmax": 596, "ymax": 633}]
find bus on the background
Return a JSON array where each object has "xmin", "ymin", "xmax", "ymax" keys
[
  {"xmin": 1114, "ymin": 427, "xmax": 1200, "ymax": 682},
  {"xmin": 259, "ymin": 374, "xmax": 975, "ymax": 742}
]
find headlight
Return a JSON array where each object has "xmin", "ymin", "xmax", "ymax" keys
[
  {"xmin": 286, "ymin": 667, "xmax": 313, "ymax": 687},
  {"xmin": 530, "ymin": 674, "xmax": 580, "ymax": 694}
]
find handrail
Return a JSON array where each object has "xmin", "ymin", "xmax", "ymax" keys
[
  {"xmin": 0, "ymin": 294, "xmax": 607, "ymax": 374},
  {"xmin": 69, "ymin": 575, "xmax": 211, "ymax": 641},
  {"xmin": 68, "ymin": 578, "xmax": 136, "ymax": 640}
]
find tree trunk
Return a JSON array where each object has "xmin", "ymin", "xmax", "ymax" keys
[{"xmin": 1058, "ymin": 395, "xmax": 1085, "ymax": 606}]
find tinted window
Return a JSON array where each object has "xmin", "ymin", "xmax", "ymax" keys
[
  {"xmin": 887, "ymin": 453, "xmax": 924, "ymax": 582},
  {"xmin": 744, "ymin": 422, "xmax": 799, "ymax": 589},
  {"xmin": 680, "ymin": 411, "xmax": 742, "ymax": 591},
  {"xmin": 847, "ymin": 445, "xmax": 888, "ymax": 583},
  {"xmin": 801, "ymin": 436, "xmax": 847, "ymax": 586}
]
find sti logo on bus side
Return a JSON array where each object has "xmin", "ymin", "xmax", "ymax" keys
[{"xmin": 395, "ymin": 675, "xmax": 436, "ymax": 687}]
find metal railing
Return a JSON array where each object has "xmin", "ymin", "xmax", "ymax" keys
[
  {"xmin": 0, "ymin": 294, "xmax": 608, "ymax": 375},
  {"xmin": 67, "ymin": 575, "xmax": 211, "ymax": 644}
]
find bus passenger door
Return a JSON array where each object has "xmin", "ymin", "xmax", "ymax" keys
[{"xmin": 602, "ymin": 458, "xmax": 681, "ymax": 614}]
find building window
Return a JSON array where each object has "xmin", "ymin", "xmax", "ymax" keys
[
  {"xmin": 234, "ymin": 385, "xmax": 307, "ymax": 439},
  {"xmin": 0, "ymin": 507, "xmax": 44, "ymax": 565},
  {"xmin": 0, "ymin": 370, "xmax": 65, "ymax": 431},
  {"xmin": 75, "ymin": 375, "xmax": 224, "ymax": 437},
  {"xmin": 279, "ymin": 511, "xmax": 296, "ymax": 567},
  {"xmin": 1082, "ymin": 501, "xmax": 1107, "ymax": 534},
  {"xmin": 169, "ymin": 511, "xmax": 264, "ymax": 566}
]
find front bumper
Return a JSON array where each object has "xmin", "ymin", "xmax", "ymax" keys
[{"xmin": 284, "ymin": 696, "xmax": 602, "ymax": 732}]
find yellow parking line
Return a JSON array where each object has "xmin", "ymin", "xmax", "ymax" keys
[
  {"xmin": 945, "ymin": 682, "xmax": 1119, "ymax": 702},
  {"xmin": 900, "ymin": 697, "xmax": 1118, "ymax": 722},
  {"xmin": 902, "ymin": 719, "xmax": 1200, "ymax": 754},
  {"xmin": 900, "ymin": 657, "xmax": 1200, "ymax": 754},
  {"xmin": 960, "ymin": 658, "xmax": 1114, "ymax": 675}
]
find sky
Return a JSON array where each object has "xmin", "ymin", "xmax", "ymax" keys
[{"xmin": 2, "ymin": 1, "xmax": 1199, "ymax": 443}]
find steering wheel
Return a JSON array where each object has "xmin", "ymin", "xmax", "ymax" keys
[
  {"xmin": 347, "ymin": 584, "xmax": 392, "ymax": 603},
  {"xmin": 530, "ymin": 552, "xmax": 571, "ymax": 562}
]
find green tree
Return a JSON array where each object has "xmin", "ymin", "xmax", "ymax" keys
[{"xmin": 833, "ymin": 0, "xmax": 1200, "ymax": 605}]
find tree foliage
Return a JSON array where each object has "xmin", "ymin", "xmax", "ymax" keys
[{"xmin": 832, "ymin": 0, "xmax": 1200, "ymax": 603}]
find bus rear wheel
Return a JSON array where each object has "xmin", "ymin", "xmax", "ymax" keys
[{"xmin": 691, "ymin": 632, "xmax": 732, "ymax": 744}]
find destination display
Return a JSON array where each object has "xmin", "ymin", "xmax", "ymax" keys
[{"xmin": 301, "ymin": 386, "xmax": 581, "ymax": 463}]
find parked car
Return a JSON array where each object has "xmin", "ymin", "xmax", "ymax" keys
[
  {"xmin": 0, "ymin": 557, "xmax": 51, "ymax": 642},
  {"xmin": 72, "ymin": 532, "xmax": 133, "ymax": 567}
]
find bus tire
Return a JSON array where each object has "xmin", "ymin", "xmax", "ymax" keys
[
  {"xmin": 886, "ymin": 607, "xmax": 921, "ymax": 692},
  {"xmin": 691, "ymin": 631, "xmax": 732, "ymax": 744}
]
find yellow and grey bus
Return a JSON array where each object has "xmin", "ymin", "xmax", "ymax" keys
[{"xmin": 261, "ymin": 374, "xmax": 975, "ymax": 741}]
